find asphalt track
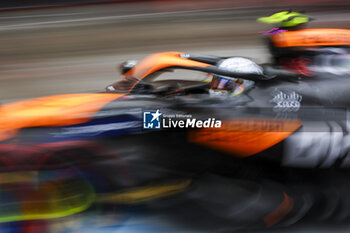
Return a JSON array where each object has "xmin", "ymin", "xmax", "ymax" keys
[{"xmin": 1, "ymin": 3, "xmax": 350, "ymax": 232}]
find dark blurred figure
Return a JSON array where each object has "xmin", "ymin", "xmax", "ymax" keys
[{"xmin": 258, "ymin": 11, "xmax": 350, "ymax": 76}]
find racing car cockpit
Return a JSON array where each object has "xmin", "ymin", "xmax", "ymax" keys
[{"xmin": 106, "ymin": 51, "xmax": 297, "ymax": 98}]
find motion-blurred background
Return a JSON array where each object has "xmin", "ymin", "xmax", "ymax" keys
[
  {"xmin": 1, "ymin": 0, "xmax": 350, "ymax": 232},
  {"xmin": 1, "ymin": 0, "xmax": 350, "ymax": 102}
]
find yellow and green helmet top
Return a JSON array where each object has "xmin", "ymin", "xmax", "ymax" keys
[{"xmin": 257, "ymin": 11, "xmax": 311, "ymax": 28}]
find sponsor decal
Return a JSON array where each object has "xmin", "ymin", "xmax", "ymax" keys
[
  {"xmin": 143, "ymin": 110, "xmax": 221, "ymax": 129},
  {"xmin": 271, "ymin": 90, "xmax": 302, "ymax": 112}
]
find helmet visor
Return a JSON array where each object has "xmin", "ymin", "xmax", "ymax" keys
[{"xmin": 210, "ymin": 75, "xmax": 236, "ymax": 92}]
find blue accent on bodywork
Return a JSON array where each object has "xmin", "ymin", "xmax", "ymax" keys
[{"xmin": 40, "ymin": 115, "xmax": 142, "ymax": 143}]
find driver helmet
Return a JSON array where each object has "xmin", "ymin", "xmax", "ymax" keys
[
  {"xmin": 257, "ymin": 11, "xmax": 311, "ymax": 29},
  {"xmin": 209, "ymin": 57, "xmax": 263, "ymax": 96}
]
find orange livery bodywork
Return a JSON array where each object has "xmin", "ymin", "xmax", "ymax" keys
[
  {"xmin": 189, "ymin": 118, "xmax": 302, "ymax": 157},
  {"xmin": 271, "ymin": 28, "xmax": 350, "ymax": 47},
  {"xmin": 0, "ymin": 93, "xmax": 124, "ymax": 141}
]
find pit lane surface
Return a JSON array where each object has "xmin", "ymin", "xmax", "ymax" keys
[{"xmin": 1, "ymin": 4, "xmax": 350, "ymax": 232}]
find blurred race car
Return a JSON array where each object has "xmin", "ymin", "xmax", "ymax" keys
[
  {"xmin": 257, "ymin": 11, "xmax": 350, "ymax": 76},
  {"xmin": 0, "ymin": 51, "xmax": 350, "ymax": 232}
]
